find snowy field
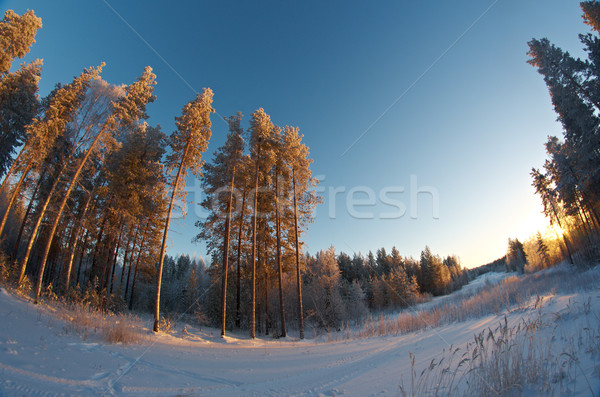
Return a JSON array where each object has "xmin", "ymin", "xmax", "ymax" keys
[{"xmin": 1, "ymin": 267, "xmax": 599, "ymax": 396}]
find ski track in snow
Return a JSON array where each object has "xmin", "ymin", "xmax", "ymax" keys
[{"xmin": 0, "ymin": 272, "xmax": 599, "ymax": 396}]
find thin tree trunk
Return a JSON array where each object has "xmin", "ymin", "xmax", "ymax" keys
[
  {"xmin": 264, "ymin": 265, "xmax": 269, "ymax": 336},
  {"xmin": 101, "ymin": 232, "xmax": 118, "ymax": 293},
  {"xmin": 235, "ymin": 189, "xmax": 247, "ymax": 328},
  {"xmin": 292, "ymin": 169, "xmax": 304, "ymax": 339},
  {"xmin": 63, "ymin": 191, "xmax": 94, "ymax": 290},
  {"xmin": 154, "ymin": 140, "xmax": 190, "ymax": 332},
  {"xmin": 11, "ymin": 167, "xmax": 46, "ymax": 260},
  {"xmin": 220, "ymin": 165, "xmax": 236, "ymax": 336},
  {"xmin": 275, "ymin": 171, "xmax": 286, "ymax": 337},
  {"xmin": 76, "ymin": 228, "xmax": 90, "ymax": 287},
  {"xmin": 0, "ymin": 163, "xmax": 32, "ymax": 239},
  {"xmin": 129, "ymin": 234, "xmax": 146, "ymax": 311},
  {"xmin": 18, "ymin": 164, "xmax": 64, "ymax": 285},
  {"xmin": 90, "ymin": 209, "xmax": 110, "ymax": 276},
  {"xmin": 120, "ymin": 225, "xmax": 137, "ymax": 290},
  {"xmin": 250, "ymin": 143, "xmax": 261, "ymax": 339},
  {"xmin": 125, "ymin": 226, "xmax": 146, "ymax": 301},
  {"xmin": 109, "ymin": 224, "xmax": 125, "ymax": 295},
  {"xmin": 0, "ymin": 148, "xmax": 26, "ymax": 195},
  {"xmin": 34, "ymin": 122, "xmax": 113, "ymax": 303},
  {"xmin": 583, "ymin": 194, "xmax": 600, "ymax": 231},
  {"xmin": 547, "ymin": 192, "xmax": 574, "ymax": 265},
  {"xmin": 565, "ymin": 161, "xmax": 600, "ymax": 229},
  {"xmin": 576, "ymin": 204, "xmax": 594, "ymax": 245}
]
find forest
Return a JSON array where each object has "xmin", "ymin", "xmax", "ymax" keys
[
  {"xmin": 0, "ymin": 9, "xmax": 470, "ymax": 340},
  {"xmin": 2, "ymin": 1, "xmax": 600, "ymax": 343}
]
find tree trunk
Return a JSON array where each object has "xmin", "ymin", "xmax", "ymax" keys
[
  {"xmin": 119, "ymin": 225, "xmax": 137, "ymax": 290},
  {"xmin": 292, "ymin": 169, "xmax": 304, "ymax": 339},
  {"xmin": 101, "ymin": 232, "xmax": 118, "ymax": 293},
  {"xmin": 75, "ymin": 228, "xmax": 90, "ymax": 287},
  {"xmin": 250, "ymin": 142, "xmax": 261, "ymax": 339},
  {"xmin": 264, "ymin": 266, "xmax": 270, "ymax": 336},
  {"xmin": 220, "ymin": 165, "xmax": 236, "ymax": 336},
  {"xmin": 129, "ymin": 233, "xmax": 146, "ymax": 310},
  {"xmin": 275, "ymin": 171, "xmax": 286, "ymax": 337},
  {"xmin": 18, "ymin": 164, "xmax": 64, "ymax": 285},
  {"xmin": 90, "ymin": 208, "xmax": 110, "ymax": 277},
  {"xmin": 63, "ymin": 191, "xmax": 93, "ymax": 290},
  {"xmin": 154, "ymin": 140, "xmax": 190, "ymax": 332},
  {"xmin": 109, "ymin": 223, "xmax": 125, "ymax": 295},
  {"xmin": 0, "ymin": 146, "xmax": 30, "ymax": 237},
  {"xmin": 547, "ymin": 192, "xmax": 574, "ymax": 265},
  {"xmin": 33, "ymin": 122, "xmax": 113, "ymax": 303},
  {"xmin": 0, "ymin": 147, "xmax": 26, "ymax": 196},
  {"xmin": 0, "ymin": 163, "xmax": 32, "ymax": 240},
  {"xmin": 11, "ymin": 167, "xmax": 46, "ymax": 260},
  {"xmin": 235, "ymin": 189, "xmax": 247, "ymax": 328},
  {"xmin": 125, "ymin": 227, "xmax": 145, "ymax": 301}
]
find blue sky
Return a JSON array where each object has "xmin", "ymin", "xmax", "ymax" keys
[{"xmin": 3, "ymin": 1, "xmax": 589, "ymax": 267}]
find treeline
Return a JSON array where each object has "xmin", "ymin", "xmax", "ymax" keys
[
  {"xmin": 527, "ymin": 2, "xmax": 600, "ymax": 266},
  {"xmin": 147, "ymin": 245, "xmax": 467, "ymax": 335},
  {"xmin": 0, "ymin": 9, "xmax": 319, "ymax": 339}
]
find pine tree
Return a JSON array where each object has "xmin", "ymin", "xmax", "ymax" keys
[
  {"xmin": 154, "ymin": 88, "xmax": 213, "ymax": 332},
  {"xmin": 247, "ymin": 108, "xmax": 275, "ymax": 339},
  {"xmin": 506, "ymin": 238, "xmax": 527, "ymax": 273},
  {"xmin": 528, "ymin": 6, "xmax": 600, "ymax": 248},
  {"xmin": 32, "ymin": 66, "xmax": 156, "ymax": 303},
  {"xmin": 196, "ymin": 112, "xmax": 243, "ymax": 336},
  {"xmin": 12, "ymin": 70, "xmax": 110, "ymax": 287},
  {"xmin": 376, "ymin": 247, "xmax": 389, "ymax": 276},
  {"xmin": 0, "ymin": 10, "xmax": 42, "ymax": 76},
  {"xmin": 305, "ymin": 247, "xmax": 345, "ymax": 328},
  {"xmin": 0, "ymin": 65, "xmax": 103, "ymax": 244},
  {"xmin": 281, "ymin": 125, "xmax": 320, "ymax": 338},
  {"xmin": 531, "ymin": 168, "xmax": 575, "ymax": 264},
  {"xmin": 536, "ymin": 231, "xmax": 551, "ymax": 268},
  {"xmin": 582, "ymin": 1, "xmax": 600, "ymax": 32},
  {"xmin": 0, "ymin": 59, "xmax": 42, "ymax": 178}
]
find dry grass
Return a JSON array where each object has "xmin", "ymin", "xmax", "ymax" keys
[
  {"xmin": 399, "ymin": 298, "xmax": 600, "ymax": 396},
  {"xmin": 348, "ymin": 264, "xmax": 600, "ymax": 340},
  {"xmin": 58, "ymin": 300, "xmax": 148, "ymax": 345}
]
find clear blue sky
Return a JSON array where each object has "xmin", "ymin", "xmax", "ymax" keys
[{"xmin": 3, "ymin": 0, "xmax": 589, "ymax": 267}]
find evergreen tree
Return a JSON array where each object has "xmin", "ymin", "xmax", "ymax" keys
[
  {"xmin": 247, "ymin": 108, "xmax": 275, "ymax": 339},
  {"xmin": 304, "ymin": 247, "xmax": 345, "ymax": 329},
  {"xmin": 154, "ymin": 88, "xmax": 213, "ymax": 332},
  {"xmin": 536, "ymin": 231, "xmax": 551, "ymax": 268},
  {"xmin": 531, "ymin": 168, "xmax": 575, "ymax": 264},
  {"xmin": 506, "ymin": 238, "xmax": 527, "ymax": 274},
  {"xmin": 582, "ymin": 1, "xmax": 600, "ymax": 32},
  {"xmin": 281, "ymin": 125, "xmax": 320, "ymax": 338},
  {"xmin": 31, "ymin": 67, "xmax": 156, "ymax": 303},
  {"xmin": 0, "ymin": 59, "xmax": 42, "ymax": 178},
  {"xmin": 0, "ymin": 10, "xmax": 41, "ymax": 75},
  {"xmin": 0, "ymin": 65, "xmax": 103, "ymax": 244},
  {"xmin": 195, "ymin": 112, "xmax": 243, "ymax": 336}
]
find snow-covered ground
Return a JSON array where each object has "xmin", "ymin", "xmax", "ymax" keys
[{"xmin": 0, "ymin": 269, "xmax": 599, "ymax": 396}]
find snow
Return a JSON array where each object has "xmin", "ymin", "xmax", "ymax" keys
[{"xmin": 0, "ymin": 272, "xmax": 599, "ymax": 396}]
